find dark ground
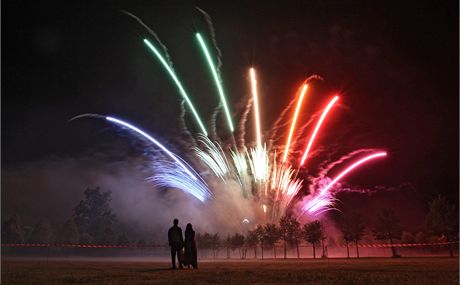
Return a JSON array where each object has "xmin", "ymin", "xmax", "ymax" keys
[{"xmin": 1, "ymin": 257, "xmax": 458, "ymax": 284}]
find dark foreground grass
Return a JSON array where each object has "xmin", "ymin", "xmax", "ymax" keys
[{"xmin": 2, "ymin": 257, "xmax": 458, "ymax": 285}]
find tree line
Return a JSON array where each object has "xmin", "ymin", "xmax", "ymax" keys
[
  {"xmin": 192, "ymin": 196, "xmax": 457, "ymax": 259},
  {"xmin": 2, "ymin": 187, "xmax": 457, "ymax": 258},
  {"xmin": 2, "ymin": 187, "xmax": 131, "ymax": 246}
]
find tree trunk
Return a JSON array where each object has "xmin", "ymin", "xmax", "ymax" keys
[
  {"xmin": 321, "ymin": 239, "xmax": 326, "ymax": 258},
  {"xmin": 312, "ymin": 243, "xmax": 316, "ymax": 259},
  {"xmin": 274, "ymin": 245, "xmax": 277, "ymax": 259},
  {"xmin": 346, "ymin": 241, "xmax": 350, "ymax": 259},
  {"xmin": 355, "ymin": 240, "xmax": 359, "ymax": 258},
  {"xmin": 284, "ymin": 240, "xmax": 287, "ymax": 259},
  {"xmin": 296, "ymin": 240, "xmax": 300, "ymax": 259},
  {"xmin": 389, "ymin": 236, "xmax": 397, "ymax": 257},
  {"xmin": 226, "ymin": 247, "xmax": 230, "ymax": 259},
  {"xmin": 254, "ymin": 246, "xmax": 257, "ymax": 259},
  {"xmin": 446, "ymin": 233, "xmax": 454, "ymax": 258},
  {"xmin": 261, "ymin": 246, "xmax": 264, "ymax": 260}
]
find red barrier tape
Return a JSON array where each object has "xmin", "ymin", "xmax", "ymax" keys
[
  {"xmin": 342, "ymin": 241, "xmax": 459, "ymax": 248},
  {"xmin": 1, "ymin": 241, "xmax": 458, "ymax": 249},
  {"xmin": 1, "ymin": 243, "xmax": 167, "ymax": 248}
]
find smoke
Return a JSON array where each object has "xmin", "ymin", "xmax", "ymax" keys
[
  {"xmin": 195, "ymin": 7, "xmax": 223, "ymax": 71},
  {"xmin": 208, "ymin": 103, "xmax": 222, "ymax": 141},
  {"xmin": 2, "ymin": 150, "xmax": 261, "ymax": 240},
  {"xmin": 177, "ymin": 100, "xmax": 197, "ymax": 148},
  {"xmin": 120, "ymin": 10, "xmax": 173, "ymax": 67},
  {"xmin": 237, "ymin": 97, "xmax": 253, "ymax": 149}
]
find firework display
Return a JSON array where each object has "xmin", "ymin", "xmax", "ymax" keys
[{"xmin": 75, "ymin": 14, "xmax": 387, "ymax": 223}]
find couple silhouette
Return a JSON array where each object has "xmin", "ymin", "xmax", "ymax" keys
[{"xmin": 167, "ymin": 218, "xmax": 198, "ymax": 269}]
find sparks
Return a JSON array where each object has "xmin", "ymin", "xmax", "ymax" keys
[
  {"xmin": 250, "ymin": 67, "xmax": 262, "ymax": 147},
  {"xmin": 75, "ymin": 13, "xmax": 389, "ymax": 220},
  {"xmin": 303, "ymin": 151, "xmax": 387, "ymax": 215},
  {"xmin": 196, "ymin": 33, "xmax": 234, "ymax": 132},
  {"xmin": 300, "ymin": 95, "xmax": 339, "ymax": 165},
  {"xmin": 320, "ymin": 151, "xmax": 387, "ymax": 195},
  {"xmin": 106, "ymin": 116, "xmax": 198, "ymax": 180},
  {"xmin": 282, "ymin": 83, "xmax": 308, "ymax": 163},
  {"xmin": 143, "ymin": 39, "xmax": 208, "ymax": 136}
]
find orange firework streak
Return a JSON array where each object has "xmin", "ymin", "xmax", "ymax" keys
[
  {"xmin": 282, "ymin": 83, "xmax": 308, "ymax": 163},
  {"xmin": 250, "ymin": 67, "xmax": 262, "ymax": 147},
  {"xmin": 300, "ymin": 95, "xmax": 339, "ymax": 165}
]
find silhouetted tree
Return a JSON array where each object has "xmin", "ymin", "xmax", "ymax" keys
[
  {"xmin": 2, "ymin": 214, "xmax": 25, "ymax": 243},
  {"xmin": 230, "ymin": 233, "xmax": 245, "ymax": 259},
  {"xmin": 373, "ymin": 209, "xmax": 402, "ymax": 257},
  {"xmin": 426, "ymin": 196, "xmax": 458, "ymax": 257},
  {"xmin": 198, "ymin": 232, "xmax": 219, "ymax": 258},
  {"xmin": 254, "ymin": 225, "xmax": 265, "ymax": 259},
  {"xmin": 414, "ymin": 231, "xmax": 429, "ymax": 243},
  {"xmin": 245, "ymin": 229, "xmax": 259, "ymax": 258},
  {"xmin": 79, "ymin": 233, "xmax": 93, "ymax": 244},
  {"xmin": 279, "ymin": 215, "xmax": 301, "ymax": 259},
  {"xmin": 302, "ymin": 220, "xmax": 324, "ymax": 259},
  {"xmin": 210, "ymin": 233, "xmax": 220, "ymax": 259},
  {"xmin": 340, "ymin": 220, "xmax": 353, "ymax": 259},
  {"xmin": 223, "ymin": 234, "xmax": 231, "ymax": 259},
  {"xmin": 99, "ymin": 223, "xmax": 115, "ymax": 244},
  {"xmin": 116, "ymin": 233, "xmax": 130, "ymax": 245},
  {"xmin": 341, "ymin": 212, "xmax": 365, "ymax": 258},
  {"xmin": 73, "ymin": 187, "xmax": 116, "ymax": 243},
  {"xmin": 29, "ymin": 218, "xmax": 54, "ymax": 244},
  {"xmin": 262, "ymin": 223, "xmax": 281, "ymax": 258},
  {"xmin": 401, "ymin": 231, "xmax": 415, "ymax": 244},
  {"xmin": 59, "ymin": 217, "xmax": 79, "ymax": 244}
]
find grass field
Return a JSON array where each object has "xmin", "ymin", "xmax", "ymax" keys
[{"xmin": 2, "ymin": 257, "xmax": 458, "ymax": 284}]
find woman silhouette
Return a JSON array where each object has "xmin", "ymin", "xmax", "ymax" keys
[{"xmin": 183, "ymin": 223, "xmax": 198, "ymax": 269}]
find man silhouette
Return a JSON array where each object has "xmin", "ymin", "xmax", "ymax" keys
[{"xmin": 168, "ymin": 218, "xmax": 184, "ymax": 269}]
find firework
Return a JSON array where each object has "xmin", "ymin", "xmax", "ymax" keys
[
  {"xmin": 302, "ymin": 151, "xmax": 387, "ymax": 215},
  {"xmin": 143, "ymin": 39, "xmax": 208, "ymax": 136},
  {"xmin": 282, "ymin": 83, "xmax": 308, "ymax": 163},
  {"xmin": 106, "ymin": 116, "xmax": 199, "ymax": 180},
  {"xmin": 300, "ymin": 95, "xmax": 339, "ymax": 165},
  {"xmin": 76, "ymin": 13, "xmax": 388, "ymax": 222},
  {"xmin": 250, "ymin": 68, "xmax": 262, "ymax": 147},
  {"xmin": 194, "ymin": 135, "xmax": 231, "ymax": 182},
  {"xmin": 196, "ymin": 33, "xmax": 234, "ymax": 133}
]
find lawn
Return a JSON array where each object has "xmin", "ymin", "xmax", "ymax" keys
[{"xmin": 2, "ymin": 257, "xmax": 458, "ymax": 284}]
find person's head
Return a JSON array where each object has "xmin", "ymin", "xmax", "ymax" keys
[
  {"xmin": 173, "ymin": 219, "xmax": 179, "ymax": 226},
  {"xmin": 186, "ymin": 223, "xmax": 193, "ymax": 232}
]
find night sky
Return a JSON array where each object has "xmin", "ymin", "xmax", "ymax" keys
[{"xmin": 2, "ymin": 1, "xmax": 459, "ymax": 227}]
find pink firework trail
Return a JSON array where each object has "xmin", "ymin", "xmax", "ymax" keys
[{"xmin": 303, "ymin": 151, "xmax": 387, "ymax": 215}]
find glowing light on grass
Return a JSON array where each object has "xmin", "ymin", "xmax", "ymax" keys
[
  {"xmin": 144, "ymin": 39, "xmax": 208, "ymax": 136},
  {"xmin": 282, "ymin": 84, "xmax": 308, "ymax": 163},
  {"xmin": 106, "ymin": 116, "xmax": 197, "ymax": 180},
  {"xmin": 196, "ymin": 33, "xmax": 234, "ymax": 132},
  {"xmin": 250, "ymin": 67, "xmax": 262, "ymax": 147},
  {"xmin": 300, "ymin": 95, "xmax": 339, "ymax": 165}
]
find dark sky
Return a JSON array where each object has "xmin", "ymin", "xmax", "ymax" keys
[{"xmin": 2, "ymin": 0, "xmax": 459, "ymax": 225}]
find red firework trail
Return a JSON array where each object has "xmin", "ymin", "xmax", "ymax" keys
[{"xmin": 300, "ymin": 95, "xmax": 339, "ymax": 165}]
